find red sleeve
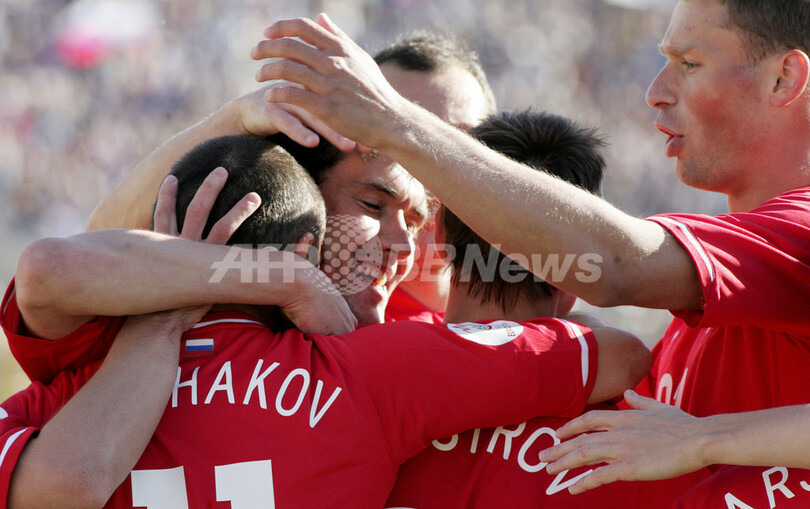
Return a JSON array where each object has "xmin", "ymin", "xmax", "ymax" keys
[
  {"xmin": 1, "ymin": 279, "xmax": 125, "ymax": 383},
  {"xmin": 648, "ymin": 187, "xmax": 810, "ymax": 334},
  {"xmin": 326, "ymin": 317, "xmax": 597, "ymax": 461},
  {"xmin": 0, "ymin": 365, "xmax": 93, "ymax": 508}
]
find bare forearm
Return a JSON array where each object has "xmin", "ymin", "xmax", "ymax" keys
[
  {"xmin": 701, "ymin": 406, "xmax": 810, "ymax": 469},
  {"xmin": 87, "ymin": 105, "xmax": 243, "ymax": 231},
  {"xmin": 15, "ymin": 229, "xmax": 303, "ymax": 339},
  {"xmin": 378, "ymin": 103, "xmax": 698, "ymax": 308},
  {"xmin": 8, "ymin": 314, "xmax": 184, "ymax": 508}
]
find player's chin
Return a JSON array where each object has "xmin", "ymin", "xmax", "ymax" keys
[{"xmin": 345, "ymin": 287, "xmax": 388, "ymax": 328}]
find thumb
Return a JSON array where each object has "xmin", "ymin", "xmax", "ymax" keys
[{"xmin": 624, "ymin": 389, "xmax": 662, "ymax": 411}]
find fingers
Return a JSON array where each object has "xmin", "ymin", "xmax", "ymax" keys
[
  {"xmin": 205, "ymin": 192, "xmax": 262, "ymax": 245},
  {"xmin": 262, "ymin": 17, "xmax": 341, "ymax": 51},
  {"xmin": 153, "ymin": 175, "xmax": 179, "ymax": 235},
  {"xmin": 568, "ymin": 465, "xmax": 625, "ymax": 495},
  {"xmin": 180, "ymin": 167, "xmax": 229, "ymax": 241},
  {"xmin": 264, "ymin": 86, "xmax": 324, "ymax": 118},
  {"xmin": 285, "ymin": 104, "xmax": 357, "ymax": 151},
  {"xmin": 254, "ymin": 53, "xmax": 334, "ymax": 95},
  {"xmin": 554, "ymin": 410, "xmax": 621, "ymax": 440},
  {"xmin": 543, "ymin": 435, "xmax": 621, "ymax": 475},
  {"xmin": 623, "ymin": 389, "xmax": 661, "ymax": 411}
]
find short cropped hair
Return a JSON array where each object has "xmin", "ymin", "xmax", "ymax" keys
[
  {"xmin": 267, "ymin": 133, "xmax": 345, "ymax": 185},
  {"xmin": 373, "ymin": 30, "xmax": 497, "ymax": 115},
  {"xmin": 170, "ymin": 135, "xmax": 326, "ymax": 251},
  {"xmin": 721, "ymin": 0, "xmax": 810, "ymax": 62},
  {"xmin": 441, "ymin": 109, "xmax": 605, "ymax": 310}
]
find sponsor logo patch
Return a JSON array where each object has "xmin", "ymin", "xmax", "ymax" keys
[{"xmin": 447, "ymin": 320, "xmax": 524, "ymax": 346}]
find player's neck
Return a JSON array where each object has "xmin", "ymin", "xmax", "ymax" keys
[
  {"xmin": 443, "ymin": 285, "xmax": 560, "ymax": 323},
  {"xmin": 211, "ymin": 304, "xmax": 289, "ymax": 330},
  {"xmin": 396, "ymin": 274, "xmax": 450, "ymax": 312}
]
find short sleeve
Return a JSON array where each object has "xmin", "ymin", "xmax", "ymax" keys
[
  {"xmin": 648, "ymin": 188, "xmax": 810, "ymax": 333},
  {"xmin": 324, "ymin": 317, "xmax": 597, "ymax": 461},
  {"xmin": 1, "ymin": 279, "xmax": 124, "ymax": 383}
]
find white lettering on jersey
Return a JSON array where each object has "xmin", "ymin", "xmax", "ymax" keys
[
  {"xmin": 276, "ymin": 368, "xmax": 309, "ymax": 417},
  {"xmin": 0, "ymin": 428, "xmax": 28, "ymax": 471},
  {"xmin": 131, "ymin": 466, "xmax": 190, "ymax": 508},
  {"xmin": 310, "ymin": 380, "xmax": 341, "ymax": 428},
  {"xmin": 518, "ymin": 427, "xmax": 558, "ymax": 473},
  {"xmin": 243, "ymin": 360, "xmax": 281, "ymax": 409},
  {"xmin": 172, "ymin": 361, "xmax": 342, "ymax": 428},
  {"xmin": 173, "ymin": 366, "xmax": 200, "ymax": 407},
  {"xmin": 470, "ymin": 428, "xmax": 482, "ymax": 453},
  {"xmin": 724, "ymin": 493, "xmax": 755, "ymax": 509},
  {"xmin": 487, "ymin": 423, "xmax": 526, "ymax": 460},
  {"xmin": 432, "ymin": 435, "xmax": 459, "ymax": 452},
  {"xmin": 205, "ymin": 361, "xmax": 235, "ymax": 404},
  {"xmin": 656, "ymin": 368, "xmax": 688, "ymax": 409},
  {"xmin": 763, "ymin": 467, "xmax": 795, "ymax": 508},
  {"xmin": 0, "ymin": 407, "xmax": 7, "ymax": 420},
  {"xmin": 446, "ymin": 320, "xmax": 524, "ymax": 346},
  {"xmin": 546, "ymin": 469, "xmax": 594, "ymax": 495}
]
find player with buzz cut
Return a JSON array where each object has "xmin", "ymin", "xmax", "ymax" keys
[
  {"xmin": 385, "ymin": 109, "xmax": 706, "ymax": 509},
  {"xmin": 0, "ymin": 133, "xmax": 650, "ymax": 507}
]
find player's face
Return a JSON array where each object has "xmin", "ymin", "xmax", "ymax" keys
[
  {"xmin": 381, "ymin": 64, "xmax": 492, "ymax": 281},
  {"xmin": 645, "ymin": 0, "xmax": 773, "ymax": 196},
  {"xmin": 317, "ymin": 153, "xmax": 427, "ymax": 327}
]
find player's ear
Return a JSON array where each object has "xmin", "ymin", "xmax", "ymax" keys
[
  {"xmin": 290, "ymin": 232, "xmax": 319, "ymax": 265},
  {"xmin": 771, "ymin": 49, "xmax": 809, "ymax": 107},
  {"xmin": 433, "ymin": 207, "xmax": 446, "ymax": 245}
]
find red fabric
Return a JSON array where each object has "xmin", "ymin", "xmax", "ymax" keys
[
  {"xmin": 384, "ymin": 287, "xmax": 445, "ymax": 324},
  {"xmin": 642, "ymin": 187, "xmax": 810, "ymax": 418},
  {"xmin": 675, "ymin": 465, "xmax": 810, "ymax": 509},
  {"xmin": 0, "ymin": 312, "xmax": 595, "ymax": 507},
  {"xmin": 1, "ymin": 279, "xmax": 124, "ymax": 384}
]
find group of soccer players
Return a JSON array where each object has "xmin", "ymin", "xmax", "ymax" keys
[{"xmin": 3, "ymin": 0, "xmax": 810, "ymax": 507}]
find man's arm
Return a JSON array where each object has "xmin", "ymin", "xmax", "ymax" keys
[
  {"xmin": 536, "ymin": 391, "xmax": 810, "ymax": 494},
  {"xmin": 251, "ymin": 15, "xmax": 701, "ymax": 310},
  {"xmin": 7, "ymin": 308, "xmax": 203, "ymax": 508},
  {"xmin": 17, "ymin": 171, "xmax": 354, "ymax": 340},
  {"xmin": 87, "ymin": 85, "xmax": 355, "ymax": 231}
]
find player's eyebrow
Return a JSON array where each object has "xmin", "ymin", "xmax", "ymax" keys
[
  {"xmin": 364, "ymin": 181, "xmax": 428, "ymax": 222},
  {"xmin": 658, "ymin": 42, "xmax": 696, "ymax": 58}
]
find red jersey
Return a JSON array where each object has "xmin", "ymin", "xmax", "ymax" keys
[
  {"xmin": 384, "ymin": 287, "xmax": 445, "ymax": 324},
  {"xmin": 1, "ymin": 279, "xmax": 124, "ymax": 383},
  {"xmin": 675, "ymin": 465, "xmax": 810, "ymax": 509},
  {"xmin": 385, "ymin": 405, "xmax": 710, "ymax": 508},
  {"xmin": 643, "ymin": 187, "xmax": 810, "ymax": 417},
  {"xmin": 0, "ymin": 312, "xmax": 596, "ymax": 508}
]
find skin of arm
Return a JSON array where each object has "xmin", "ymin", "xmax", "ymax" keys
[
  {"xmin": 251, "ymin": 15, "xmax": 702, "ymax": 310},
  {"xmin": 86, "ymin": 85, "xmax": 355, "ymax": 231},
  {"xmin": 16, "ymin": 171, "xmax": 355, "ymax": 340},
  {"xmin": 7, "ymin": 308, "xmax": 205, "ymax": 509},
  {"xmin": 536, "ymin": 391, "xmax": 810, "ymax": 494},
  {"xmin": 586, "ymin": 327, "xmax": 651, "ymax": 405}
]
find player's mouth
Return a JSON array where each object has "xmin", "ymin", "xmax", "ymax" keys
[
  {"xmin": 654, "ymin": 123, "xmax": 684, "ymax": 158},
  {"xmin": 356, "ymin": 263, "xmax": 395, "ymax": 288}
]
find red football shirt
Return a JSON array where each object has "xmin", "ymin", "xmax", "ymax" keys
[
  {"xmin": 675, "ymin": 465, "xmax": 810, "ymax": 509},
  {"xmin": 384, "ymin": 287, "xmax": 445, "ymax": 324},
  {"xmin": 385, "ymin": 405, "xmax": 710, "ymax": 508},
  {"xmin": 0, "ymin": 312, "xmax": 596, "ymax": 507},
  {"xmin": 643, "ymin": 187, "xmax": 810, "ymax": 417}
]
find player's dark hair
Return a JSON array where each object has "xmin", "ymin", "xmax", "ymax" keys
[
  {"xmin": 441, "ymin": 109, "xmax": 605, "ymax": 310},
  {"xmin": 267, "ymin": 133, "xmax": 345, "ymax": 185},
  {"xmin": 720, "ymin": 0, "xmax": 810, "ymax": 62},
  {"xmin": 373, "ymin": 30, "xmax": 497, "ymax": 116},
  {"xmin": 169, "ymin": 135, "xmax": 326, "ymax": 252}
]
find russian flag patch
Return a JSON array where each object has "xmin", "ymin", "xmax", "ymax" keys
[{"xmin": 185, "ymin": 338, "xmax": 214, "ymax": 357}]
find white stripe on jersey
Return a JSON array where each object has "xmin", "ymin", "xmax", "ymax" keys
[
  {"xmin": 556, "ymin": 319, "xmax": 589, "ymax": 387},
  {"xmin": 191, "ymin": 318, "xmax": 263, "ymax": 329},
  {"xmin": 655, "ymin": 217, "xmax": 715, "ymax": 283},
  {"xmin": 2, "ymin": 287, "xmax": 14, "ymax": 317},
  {"xmin": 0, "ymin": 428, "xmax": 29, "ymax": 470}
]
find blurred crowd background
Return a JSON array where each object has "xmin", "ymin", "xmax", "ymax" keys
[{"xmin": 0, "ymin": 0, "xmax": 726, "ymax": 399}]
